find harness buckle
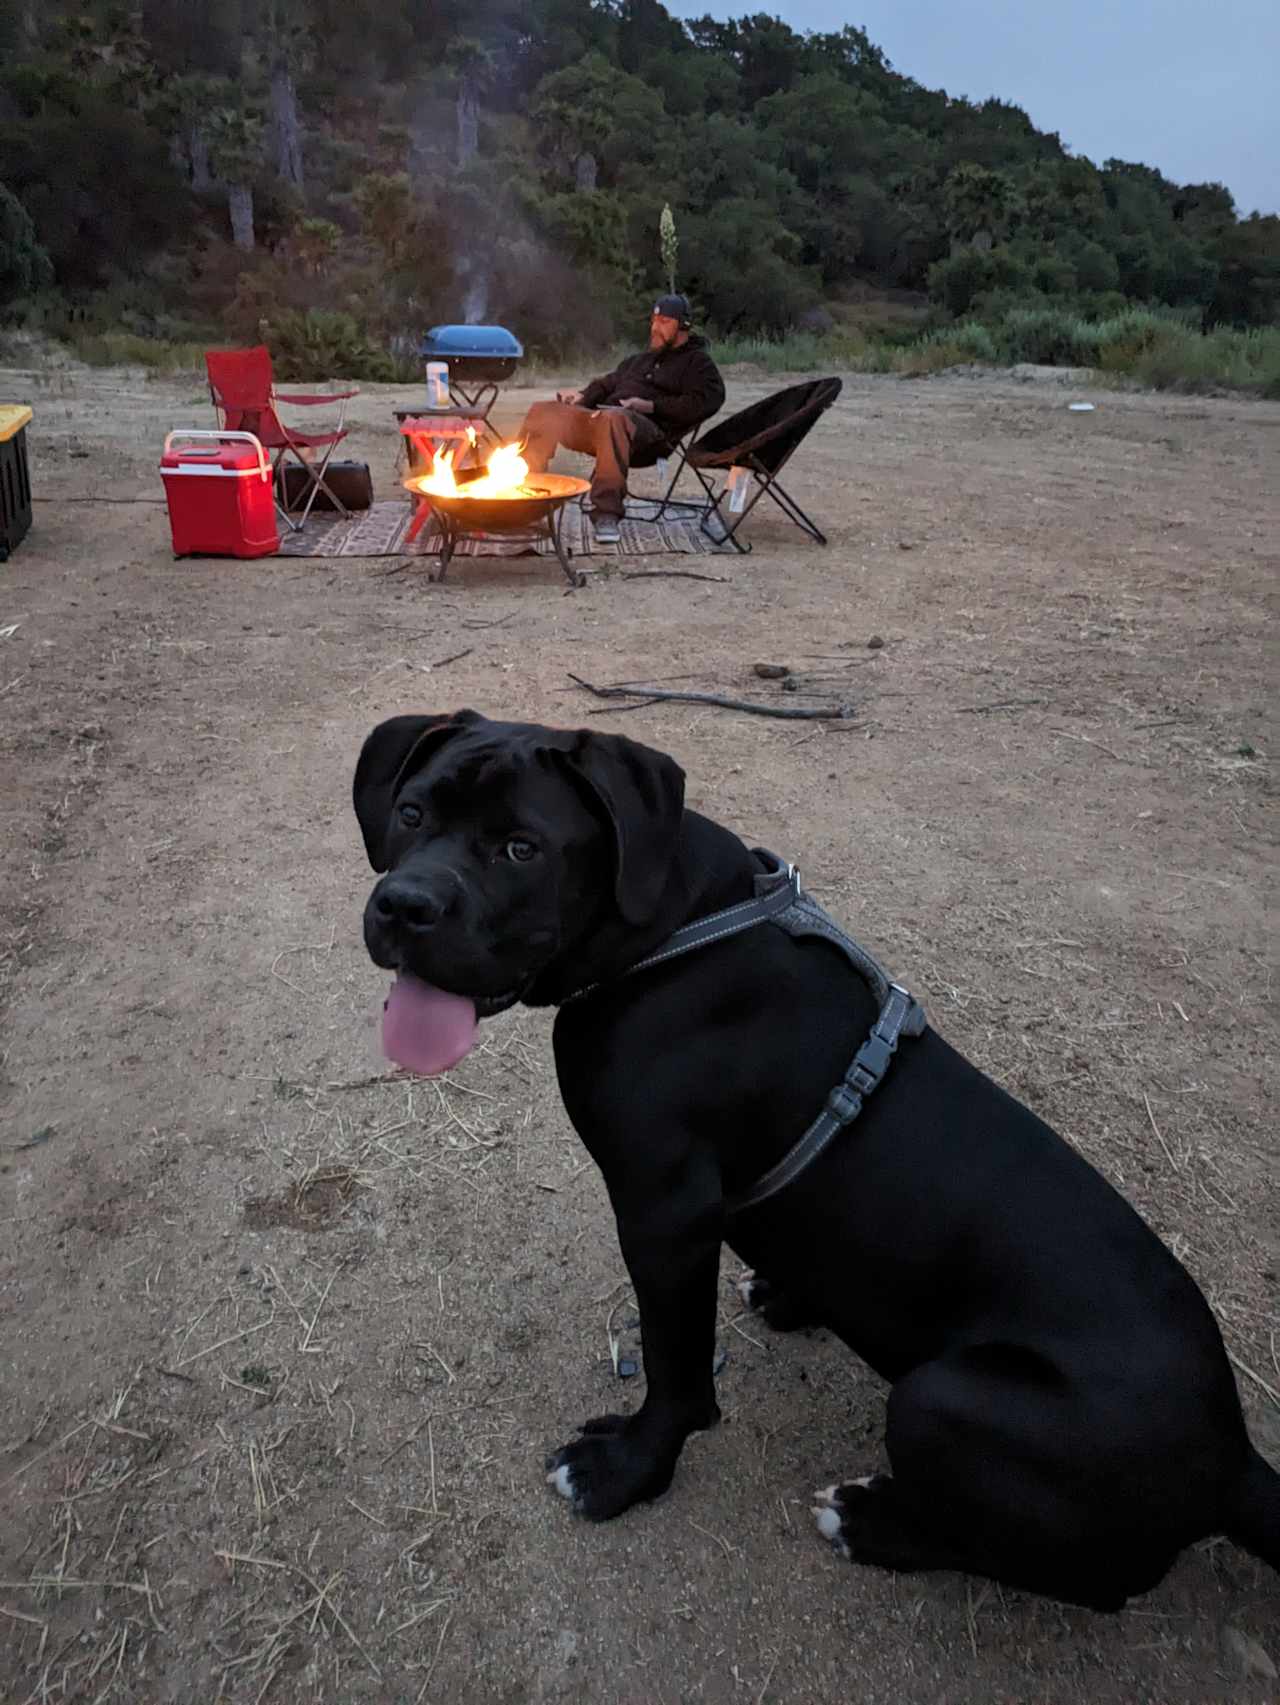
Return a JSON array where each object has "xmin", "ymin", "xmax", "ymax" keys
[
  {"xmin": 853, "ymin": 1031, "xmax": 895, "ymax": 1084},
  {"xmin": 824, "ymin": 1082, "xmax": 863, "ymax": 1125}
]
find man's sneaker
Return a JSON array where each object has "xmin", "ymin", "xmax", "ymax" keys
[{"xmin": 593, "ymin": 517, "xmax": 621, "ymax": 545}]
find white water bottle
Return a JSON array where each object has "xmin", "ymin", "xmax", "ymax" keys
[
  {"xmin": 726, "ymin": 465, "xmax": 749, "ymax": 513},
  {"xmin": 427, "ymin": 362, "xmax": 450, "ymax": 407}
]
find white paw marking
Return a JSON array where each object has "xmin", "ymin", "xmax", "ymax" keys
[
  {"xmin": 813, "ymin": 1504, "xmax": 842, "ymax": 1540},
  {"xmin": 547, "ymin": 1463, "xmax": 576, "ymax": 1501},
  {"xmin": 814, "ymin": 1484, "xmax": 839, "ymax": 1504},
  {"xmin": 853, "ymin": 1474, "xmax": 875, "ymax": 1489},
  {"xmin": 735, "ymin": 1271, "xmax": 758, "ymax": 1307},
  {"xmin": 812, "ymin": 1502, "xmax": 850, "ymax": 1556}
]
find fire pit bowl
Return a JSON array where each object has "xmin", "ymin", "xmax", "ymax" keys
[{"xmin": 402, "ymin": 471, "xmax": 590, "ymax": 586}]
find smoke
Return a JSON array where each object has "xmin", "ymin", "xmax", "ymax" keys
[
  {"xmin": 459, "ymin": 257, "xmax": 489, "ymax": 323},
  {"xmin": 463, "ymin": 273, "xmax": 489, "ymax": 322}
]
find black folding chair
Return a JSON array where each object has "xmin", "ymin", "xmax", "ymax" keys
[
  {"xmin": 685, "ymin": 377, "xmax": 842, "ymax": 552},
  {"xmin": 624, "ymin": 420, "xmax": 707, "ymax": 523}
]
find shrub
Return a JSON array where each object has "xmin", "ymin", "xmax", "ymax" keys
[
  {"xmin": 996, "ymin": 307, "xmax": 1101, "ymax": 366},
  {"xmin": 265, "ymin": 308, "xmax": 397, "ymax": 381},
  {"xmin": 67, "ymin": 331, "xmax": 207, "ymax": 371},
  {"xmin": 1127, "ymin": 323, "xmax": 1280, "ymax": 395},
  {"xmin": 892, "ymin": 321, "xmax": 999, "ymax": 374},
  {"xmin": 928, "ymin": 249, "xmax": 994, "ymax": 316}
]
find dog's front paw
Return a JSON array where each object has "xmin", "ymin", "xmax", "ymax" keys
[
  {"xmin": 812, "ymin": 1478, "xmax": 880, "ymax": 1558},
  {"xmin": 546, "ymin": 1410, "xmax": 702, "ymax": 1521}
]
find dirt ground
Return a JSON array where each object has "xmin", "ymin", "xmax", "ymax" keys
[{"xmin": 1, "ymin": 356, "xmax": 1277, "ymax": 1704}]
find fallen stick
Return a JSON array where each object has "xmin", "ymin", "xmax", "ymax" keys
[
  {"xmin": 957, "ymin": 698, "xmax": 1048, "ymax": 715},
  {"xmin": 619, "ymin": 570, "xmax": 731, "ymax": 584},
  {"xmin": 568, "ymin": 673, "xmax": 853, "ymax": 721}
]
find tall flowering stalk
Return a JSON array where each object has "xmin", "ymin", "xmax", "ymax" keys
[{"xmin": 659, "ymin": 203, "xmax": 678, "ymax": 296}]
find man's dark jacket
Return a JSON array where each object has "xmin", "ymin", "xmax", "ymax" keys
[{"xmin": 580, "ymin": 334, "xmax": 725, "ymax": 452}]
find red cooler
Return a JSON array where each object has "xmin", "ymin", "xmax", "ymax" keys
[{"xmin": 160, "ymin": 430, "xmax": 279, "ymax": 558}]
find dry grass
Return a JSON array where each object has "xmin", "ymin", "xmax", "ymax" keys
[{"xmin": 2, "ymin": 360, "xmax": 1276, "ymax": 1702}]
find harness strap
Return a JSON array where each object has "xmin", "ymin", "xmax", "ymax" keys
[
  {"xmin": 558, "ymin": 858, "xmax": 801, "ymax": 1006},
  {"xmin": 557, "ymin": 850, "xmax": 928, "ymax": 1214},
  {"xmin": 725, "ymin": 982, "xmax": 927, "ymax": 1216}
]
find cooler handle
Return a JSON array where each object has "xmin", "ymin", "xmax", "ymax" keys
[{"xmin": 162, "ymin": 429, "xmax": 270, "ymax": 481}]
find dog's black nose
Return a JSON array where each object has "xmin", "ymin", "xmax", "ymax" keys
[{"xmin": 373, "ymin": 875, "xmax": 455, "ymax": 933}]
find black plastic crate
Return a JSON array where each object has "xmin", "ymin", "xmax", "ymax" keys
[{"xmin": 0, "ymin": 408, "xmax": 33, "ymax": 562}]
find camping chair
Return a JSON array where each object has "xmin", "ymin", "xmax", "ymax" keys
[
  {"xmin": 206, "ymin": 345, "xmax": 359, "ymax": 532},
  {"xmin": 624, "ymin": 419, "xmax": 708, "ymax": 523},
  {"xmin": 685, "ymin": 377, "xmax": 843, "ymax": 552}
]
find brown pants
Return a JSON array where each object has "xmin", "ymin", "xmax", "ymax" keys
[{"xmin": 518, "ymin": 401, "xmax": 666, "ymax": 519}]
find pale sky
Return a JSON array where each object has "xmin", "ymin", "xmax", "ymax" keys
[{"xmin": 665, "ymin": 0, "xmax": 1277, "ymax": 217}]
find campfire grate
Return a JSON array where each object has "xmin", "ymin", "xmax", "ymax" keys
[{"xmin": 402, "ymin": 471, "xmax": 590, "ymax": 587}]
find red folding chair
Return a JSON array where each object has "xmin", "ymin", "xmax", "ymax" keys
[{"xmin": 206, "ymin": 346, "xmax": 359, "ymax": 531}]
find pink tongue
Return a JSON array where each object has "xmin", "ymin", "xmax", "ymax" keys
[{"xmin": 382, "ymin": 974, "xmax": 478, "ymax": 1076}]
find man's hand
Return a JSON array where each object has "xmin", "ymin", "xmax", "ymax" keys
[
  {"xmin": 617, "ymin": 397, "xmax": 655, "ymax": 415},
  {"xmin": 556, "ymin": 388, "xmax": 585, "ymax": 406}
]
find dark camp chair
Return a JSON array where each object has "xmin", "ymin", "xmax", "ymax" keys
[
  {"xmin": 685, "ymin": 377, "xmax": 842, "ymax": 552},
  {"xmin": 624, "ymin": 418, "xmax": 709, "ymax": 523}
]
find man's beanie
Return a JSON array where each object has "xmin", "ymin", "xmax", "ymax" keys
[{"xmin": 652, "ymin": 293, "xmax": 692, "ymax": 327}]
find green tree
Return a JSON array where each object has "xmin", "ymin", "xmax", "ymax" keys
[
  {"xmin": 681, "ymin": 194, "xmax": 811, "ymax": 331},
  {"xmin": 528, "ymin": 52, "xmax": 665, "ymax": 189},
  {"xmin": 0, "ymin": 178, "xmax": 53, "ymax": 302},
  {"xmin": 207, "ymin": 103, "xmax": 264, "ymax": 250},
  {"xmin": 1205, "ymin": 215, "xmax": 1279, "ymax": 325},
  {"xmin": 1073, "ymin": 239, "xmax": 1120, "ymax": 293},
  {"xmin": 354, "ymin": 173, "xmax": 415, "ymax": 267},
  {"xmin": 942, "ymin": 162, "xmax": 1019, "ymax": 250},
  {"xmin": 445, "ymin": 37, "xmax": 498, "ymax": 168},
  {"xmin": 258, "ymin": 0, "xmax": 310, "ymax": 188}
]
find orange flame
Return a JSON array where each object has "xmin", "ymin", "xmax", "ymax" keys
[{"xmin": 418, "ymin": 440, "xmax": 530, "ymax": 499}]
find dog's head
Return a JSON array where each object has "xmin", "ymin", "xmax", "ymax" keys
[{"xmin": 354, "ymin": 711, "xmax": 686, "ymax": 1040}]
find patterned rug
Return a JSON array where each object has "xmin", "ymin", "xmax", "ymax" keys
[{"xmin": 274, "ymin": 496, "xmax": 732, "ymax": 560}]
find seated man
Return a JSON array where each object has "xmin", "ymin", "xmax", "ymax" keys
[{"xmin": 518, "ymin": 294, "xmax": 725, "ymax": 543}]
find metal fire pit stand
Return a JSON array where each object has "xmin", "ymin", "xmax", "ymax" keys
[
  {"xmin": 402, "ymin": 473, "xmax": 589, "ymax": 588},
  {"xmin": 429, "ymin": 506, "xmax": 583, "ymax": 588}
]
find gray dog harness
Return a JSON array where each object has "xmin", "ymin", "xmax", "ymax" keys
[{"xmin": 561, "ymin": 851, "xmax": 928, "ymax": 1215}]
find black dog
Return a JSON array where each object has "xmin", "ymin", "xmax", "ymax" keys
[{"xmin": 354, "ymin": 710, "xmax": 1280, "ymax": 1611}]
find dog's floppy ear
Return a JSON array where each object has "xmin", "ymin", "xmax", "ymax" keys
[
  {"xmin": 353, "ymin": 710, "xmax": 480, "ymax": 870},
  {"xmin": 563, "ymin": 731, "xmax": 686, "ymax": 925}
]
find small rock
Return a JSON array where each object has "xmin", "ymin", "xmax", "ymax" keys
[
  {"xmin": 753, "ymin": 662, "xmax": 790, "ymax": 679},
  {"xmin": 782, "ymin": 677, "xmax": 799, "ymax": 692},
  {"xmin": 867, "ymin": 635, "xmax": 885, "ymax": 650},
  {"xmin": 1222, "ymin": 1627, "xmax": 1277, "ymax": 1679},
  {"xmin": 898, "ymin": 540, "xmax": 913, "ymax": 551},
  {"xmin": 617, "ymin": 1357, "xmax": 639, "ymax": 1378}
]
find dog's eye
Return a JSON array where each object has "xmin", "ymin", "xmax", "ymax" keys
[
  {"xmin": 505, "ymin": 837, "xmax": 537, "ymax": 864},
  {"xmin": 398, "ymin": 802, "xmax": 423, "ymax": 828}
]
